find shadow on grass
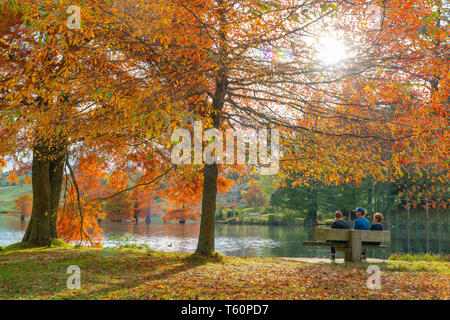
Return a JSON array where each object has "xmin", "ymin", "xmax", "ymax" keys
[{"xmin": 50, "ymin": 251, "xmax": 223, "ymax": 300}]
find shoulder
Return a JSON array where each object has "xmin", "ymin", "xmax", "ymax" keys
[{"xmin": 371, "ymin": 223, "xmax": 383, "ymax": 230}]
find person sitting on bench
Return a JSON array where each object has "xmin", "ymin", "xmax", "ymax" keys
[
  {"xmin": 330, "ymin": 211, "xmax": 349, "ymax": 262},
  {"xmin": 352, "ymin": 207, "xmax": 370, "ymax": 260},
  {"xmin": 367, "ymin": 213, "xmax": 384, "ymax": 246}
]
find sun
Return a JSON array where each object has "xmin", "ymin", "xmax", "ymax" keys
[{"xmin": 317, "ymin": 35, "xmax": 348, "ymax": 66}]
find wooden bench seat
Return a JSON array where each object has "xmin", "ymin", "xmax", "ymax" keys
[
  {"xmin": 303, "ymin": 241, "xmax": 388, "ymax": 250},
  {"xmin": 302, "ymin": 228, "xmax": 391, "ymax": 262}
]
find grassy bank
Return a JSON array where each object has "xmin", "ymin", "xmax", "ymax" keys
[
  {"xmin": 0, "ymin": 185, "xmax": 32, "ymax": 212},
  {"xmin": 217, "ymin": 213, "xmax": 307, "ymax": 226},
  {"xmin": 0, "ymin": 246, "xmax": 448, "ymax": 300}
]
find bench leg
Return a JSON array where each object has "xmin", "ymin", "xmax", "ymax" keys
[
  {"xmin": 349, "ymin": 230, "xmax": 362, "ymax": 263},
  {"xmin": 344, "ymin": 250, "xmax": 352, "ymax": 263}
]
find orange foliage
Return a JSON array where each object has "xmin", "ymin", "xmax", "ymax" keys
[
  {"xmin": 162, "ymin": 209, "xmax": 200, "ymax": 222},
  {"xmin": 242, "ymin": 184, "xmax": 267, "ymax": 208},
  {"xmin": 104, "ymin": 193, "xmax": 134, "ymax": 221},
  {"xmin": 57, "ymin": 156, "xmax": 108, "ymax": 246},
  {"xmin": 13, "ymin": 194, "xmax": 32, "ymax": 217},
  {"xmin": 1, "ymin": 1, "xmax": 447, "ymax": 250}
]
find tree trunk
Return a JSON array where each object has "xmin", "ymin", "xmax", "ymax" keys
[
  {"xmin": 304, "ymin": 186, "xmax": 318, "ymax": 225},
  {"xmin": 145, "ymin": 205, "xmax": 151, "ymax": 224},
  {"xmin": 134, "ymin": 202, "xmax": 139, "ymax": 223},
  {"xmin": 22, "ymin": 146, "xmax": 65, "ymax": 245},
  {"xmin": 367, "ymin": 179, "xmax": 374, "ymax": 213},
  {"xmin": 195, "ymin": 2, "xmax": 227, "ymax": 255},
  {"xmin": 305, "ymin": 210, "xmax": 318, "ymax": 226},
  {"xmin": 195, "ymin": 163, "xmax": 219, "ymax": 255}
]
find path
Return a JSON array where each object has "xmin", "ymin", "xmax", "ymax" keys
[{"xmin": 276, "ymin": 257, "xmax": 389, "ymax": 264}]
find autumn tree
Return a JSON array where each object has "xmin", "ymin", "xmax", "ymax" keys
[
  {"xmin": 242, "ymin": 184, "xmax": 267, "ymax": 208},
  {"xmin": 129, "ymin": 189, "xmax": 163, "ymax": 224},
  {"xmin": 162, "ymin": 208, "xmax": 201, "ymax": 223},
  {"xmin": 80, "ymin": 0, "xmax": 448, "ymax": 255},
  {"xmin": 1, "ymin": 0, "xmax": 447, "ymax": 254},
  {"xmin": 0, "ymin": 1, "xmax": 192, "ymax": 244},
  {"xmin": 104, "ymin": 193, "xmax": 134, "ymax": 221},
  {"xmin": 13, "ymin": 194, "xmax": 32, "ymax": 221}
]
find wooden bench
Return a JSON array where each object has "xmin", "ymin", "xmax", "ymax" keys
[{"xmin": 303, "ymin": 228, "xmax": 390, "ymax": 262}]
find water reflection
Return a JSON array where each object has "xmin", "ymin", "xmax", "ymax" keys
[
  {"xmin": 0, "ymin": 215, "xmax": 448, "ymax": 258},
  {"xmin": 0, "ymin": 216, "xmax": 28, "ymax": 245}
]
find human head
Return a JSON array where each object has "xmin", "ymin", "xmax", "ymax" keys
[
  {"xmin": 334, "ymin": 211, "xmax": 343, "ymax": 220},
  {"xmin": 353, "ymin": 207, "xmax": 365, "ymax": 218},
  {"xmin": 374, "ymin": 212, "xmax": 384, "ymax": 223}
]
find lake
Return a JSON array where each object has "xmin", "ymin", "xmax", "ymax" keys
[{"xmin": 0, "ymin": 215, "xmax": 448, "ymax": 259}]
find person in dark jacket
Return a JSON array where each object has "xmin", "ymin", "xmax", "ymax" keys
[
  {"xmin": 370, "ymin": 213, "xmax": 384, "ymax": 231},
  {"xmin": 368, "ymin": 213, "xmax": 384, "ymax": 245},
  {"xmin": 330, "ymin": 211, "xmax": 349, "ymax": 262},
  {"xmin": 361, "ymin": 212, "xmax": 385, "ymax": 260}
]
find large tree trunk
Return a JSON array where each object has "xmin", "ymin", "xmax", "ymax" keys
[
  {"xmin": 195, "ymin": 2, "xmax": 227, "ymax": 255},
  {"xmin": 195, "ymin": 76, "xmax": 225, "ymax": 254},
  {"xmin": 22, "ymin": 146, "xmax": 65, "ymax": 245},
  {"xmin": 195, "ymin": 163, "xmax": 219, "ymax": 255}
]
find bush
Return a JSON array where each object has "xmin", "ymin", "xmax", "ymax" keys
[
  {"xmin": 216, "ymin": 210, "xmax": 224, "ymax": 221},
  {"xmin": 267, "ymin": 214, "xmax": 281, "ymax": 225},
  {"xmin": 228, "ymin": 217, "xmax": 240, "ymax": 224},
  {"xmin": 280, "ymin": 212, "xmax": 298, "ymax": 225}
]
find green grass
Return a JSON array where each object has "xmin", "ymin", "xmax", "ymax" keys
[
  {"xmin": 0, "ymin": 239, "xmax": 72, "ymax": 253},
  {"xmin": 0, "ymin": 185, "xmax": 32, "ymax": 212},
  {"xmin": 328, "ymin": 256, "xmax": 450, "ymax": 274},
  {"xmin": 389, "ymin": 253, "xmax": 450, "ymax": 262},
  {"xmin": 384, "ymin": 260, "xmax": 450, "ymax": 273},
  {"xmin": 0, "ymin": 246, "xmax": 448, "ymax": 300}
]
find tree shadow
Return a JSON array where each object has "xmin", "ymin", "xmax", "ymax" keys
[{"xmin": 60, "ymin": 252, "xmax": 217, "ymax": 299}]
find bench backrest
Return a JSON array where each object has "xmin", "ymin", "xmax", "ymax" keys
[{"xmin": 313, "ymin": 228, "xmax": 391, "ymax": 243}]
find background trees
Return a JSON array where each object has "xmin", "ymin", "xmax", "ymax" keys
[
  {"xmin": 0, "ymin": 0, "xmax": 447, "ymax": 253},
  {"xmin": 162, "ymin": 208, "xmax": 201, "ymax": 223},
  {"xmin": 13, "ymin": 194, "xmax": 32, "ymax": 221},
  {"xmin": 155, "ymin": 0, "xmax": 448, "ymax": 254},
  {"xmin": 242, "ymin": 184, "xmax": 267, "ymax": 208},
  {"xmin": 1, "ymin": 0, "xmax": 195, "ymax": 244}
]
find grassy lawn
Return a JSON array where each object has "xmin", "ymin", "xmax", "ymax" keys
[
  {"xmin": 0, "ymin": 247, "xmax": 448, "ymax": 300},
  {"xmin": 0, "ymin": 185, "xmax": 32, "ymax": 212}
]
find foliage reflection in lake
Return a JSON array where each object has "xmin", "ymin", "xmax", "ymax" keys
[{"xmin": 0, "ymin": 215, "xmax": 448, "ymax": 259}]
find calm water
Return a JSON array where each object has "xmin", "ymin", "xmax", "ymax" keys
[{"xmin": 0, "ymin": 215, "xmax": 448, "ymax": 259}]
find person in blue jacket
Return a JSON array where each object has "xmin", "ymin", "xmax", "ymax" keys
[
  {"xmin": 353, "ymin": 207, "xmax": 370, "ymax": 230},
  {"xmin": 352, "ymin": 207, "xmax": 369, "ymax": 260}
]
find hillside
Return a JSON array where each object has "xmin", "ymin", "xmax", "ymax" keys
[{"xmin": 0, "ymin": 185, "xmax": 32, "ymax": 212}]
